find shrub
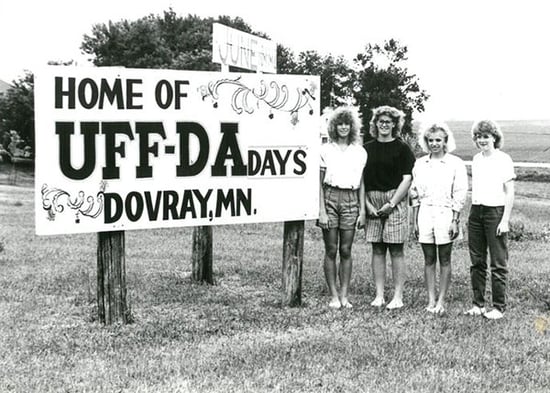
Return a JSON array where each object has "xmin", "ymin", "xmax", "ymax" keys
[
  {"xmin": 508, "ymin": 221, "xmax": 529, "ymax": 241},
  {"xmin": 508, "ymin": 220, "xmax": 550, "ymax": 242}
]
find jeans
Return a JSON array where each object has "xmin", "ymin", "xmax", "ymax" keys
[{"xmin": 468, "ymin": 205, "xmax": 509, "ymax": 312}]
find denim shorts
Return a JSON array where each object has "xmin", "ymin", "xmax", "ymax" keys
[{"xmin": 321, "ymin": 185, "xmax": 359, "ymax": 230}]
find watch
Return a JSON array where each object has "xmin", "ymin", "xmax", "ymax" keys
[{"xmin": 388, "ymin": 201, "xmax": 396, "ymax": 209}]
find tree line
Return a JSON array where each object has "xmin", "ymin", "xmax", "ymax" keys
[{"xmin": 0, "ymin": 9, "xmax": 429, "ymax": 155}]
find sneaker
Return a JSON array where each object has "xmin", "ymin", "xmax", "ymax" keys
[
  {"xmin": 464, "ymin": 306, "xmax": 486, "ymax": 316},
  {"xmin": 483, "ymin": 309, "xmax": 504, "ymax": 320}
]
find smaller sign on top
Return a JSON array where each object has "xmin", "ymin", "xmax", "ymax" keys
[{"xmin": 212, "ymin": 23, "xmax": 277, "ymax": 73}]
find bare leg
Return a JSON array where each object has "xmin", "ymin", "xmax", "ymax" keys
[
  {"xmin": 421, "ymin": 243, "xmax": 437, "ymax": 311},
  {"xmin": 323, "ymin": 228, "xmax": 341, "ymax": 308},
  {"xmin": 338, "ymin": 228, "xmax": 356, "ymax": 307},
  {"xmin": 435, "ymin": 243, "xmax": 453, "ymax": 313},
  {"xmin": 387, "ymin": 243, "xmax": 405, "ymax": 309},
  {"xmin": 371, "ymin": 242, "xmax": 387, "ymax": 306}
]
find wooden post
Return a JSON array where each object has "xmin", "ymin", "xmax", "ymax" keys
[
  {"xmin": 191, "ymin": 226, "xmax": 213, "ymax": 284},
  {"xmin": 97, "ymin": 231, "xmax": 131, "ymax": 324},
  {"xmin": 282, "ymin": 220, "xmax": 305, "ymax": 307}
]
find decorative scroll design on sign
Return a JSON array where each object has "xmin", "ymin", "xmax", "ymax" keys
[
  {"xmin": 41, "ymin": 182, "xmax": 105, "ymax": 223},
  {"xmin": 199, "ymin": 77, "xmax": 317, "ymax": 124}
]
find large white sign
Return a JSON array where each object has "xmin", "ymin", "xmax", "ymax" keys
[
  {"xmin": 212, "ymin": 23, "xmax": 277, "ymax": 73},
  {"xmin": 34, "ymin": 66, "xmax": 320, "ymax": 235}
]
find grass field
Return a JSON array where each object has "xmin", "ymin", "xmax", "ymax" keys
[
  {"xmin": 431, "ymin": 119, "xmax": 550, "ymax": 163},
  {"xmin": 1, "ymin": 165, "xmax": 550, "ymax": 391}
]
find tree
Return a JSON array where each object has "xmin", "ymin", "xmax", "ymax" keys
[
  {"xmin": 81, "ymin": 9, "xmax": 275, "ymax": 72},
  {"xmin": 0, "ymin": 72, "xmax": 34, "ymax": 151},
  {"xmin": 276, "ymin": 45, "xmax": 298, "ymax": 75},
  {"xmin": 82, "ymin": 11, "xmax": 209, "ymax": 70},
  {"xmin": 353, "ymin": 39, "xmax": 429, "ymax": 141},
  {"xmin": 292, "ymin": 51, "xmax": 354, "ymax": 111}
]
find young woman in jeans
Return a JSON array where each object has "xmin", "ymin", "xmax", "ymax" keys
[{"xmin": 465, "ymin": 120, "xmax": 515, "ymax": 320}]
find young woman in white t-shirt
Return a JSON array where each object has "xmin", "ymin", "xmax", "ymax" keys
[
  {"xmin": 318, "ymin": 107, "xmax": 367, "ymax": 309},
  {"xmin": 465, "ymin": 120, "xmax": 515, "ymax": 320}
]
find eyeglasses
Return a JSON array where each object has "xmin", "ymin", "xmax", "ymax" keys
[{"xmin": 377, "ymin": 120, "xmax": 394, "ymax": 125}]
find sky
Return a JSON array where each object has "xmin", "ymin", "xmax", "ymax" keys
[{"xmin": 1, "ymin": 0, "xmax": 549, "ymax": 121}]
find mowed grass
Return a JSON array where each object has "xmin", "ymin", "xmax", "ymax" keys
[{"xmin": 1, "ymin": 178, "xmax": 550, "ymax": 392}]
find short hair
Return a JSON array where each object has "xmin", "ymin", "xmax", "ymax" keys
[
  {"xmin": 417, "ymin": 121, "xmax": 456, "ymax": 153},
  {"xmin": 369, "ymin": 106, "xmax": 406, "ymax": 138},
  {"xmin": 327, "ymin": 106, "xmax": 361, "ymax": 144},
  {"xmin": 471, "ymin": 120, "xmax": 503, "ymax": 149}
]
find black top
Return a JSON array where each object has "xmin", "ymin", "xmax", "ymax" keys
[{"xmin": 363, "ymin": 138, "xmax": 415, "ymax": 191}]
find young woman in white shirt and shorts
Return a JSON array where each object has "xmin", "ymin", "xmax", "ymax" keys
[
  {"xmin": 318, "ymin": 106, "xmax": 367, "ymax": 309},
  {"xmin": 411, "ymin": 122, "xmax": 467, "ymax": 314}
]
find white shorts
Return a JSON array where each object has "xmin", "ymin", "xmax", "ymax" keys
[{"xmin": 417, "ymin": 205, "xmax": 458, "ymax": 245}]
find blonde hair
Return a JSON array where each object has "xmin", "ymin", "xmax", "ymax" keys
[
  {"xmin": 327, "ymin": 106, "xmax": 361, "ymax": 144},
  {"xmin": 417, "ymin": 121, "xmax": 456, "ymax": 153},
  {"xmin": 369, "ymin": 106, "xmax": 406, "ymax": 138},
  {"xmin": 471, "ymin": 120, "xmax": 504, "ymax": 149}
]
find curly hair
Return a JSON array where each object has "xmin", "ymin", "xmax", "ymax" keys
[
  {"xmin": 369, "ymin": 106, "xmax": 406, "ymax": 139},
  {"xmin": 417, "ymin": 121, "xmax": 457, "ymax": 153},
  {"xmin": 327, "ymin": 106, "xmax": 361, "ymax": 144},
  {"xmin": 471, "ymin": 120, "xmax": 503, "ymax": 149}
]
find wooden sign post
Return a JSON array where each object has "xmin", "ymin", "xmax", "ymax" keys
[
  {"xmin": 191, "ymin": 226, "xmax": 213, "ymax": 284},
  {"xmin": 282, "ymin": 220, "xmax": 304, "ymax": 306},
  {"xmin": 97, "ymin": 231, "xmax": 130, "ymax": 324}
]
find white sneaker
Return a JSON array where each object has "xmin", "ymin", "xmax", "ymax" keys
[
  {"xmin": 483, "ymin": 309, "xmax": 504, "ymax": 320},
  {"xmin": 464, "ymin": 306, "xmax": 486, "ymax": 316}
]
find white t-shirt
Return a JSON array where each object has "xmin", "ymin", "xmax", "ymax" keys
[
  {"xmin": 320, "ymin": 142, "xmax": 367, "ymax": 190},
  {"xmin": 471, "ymin": 149, "xmax": 516, "ymax": 206}
]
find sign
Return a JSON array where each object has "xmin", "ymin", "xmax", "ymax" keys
[
  {"xmin": 34, "ymin": 66, "xmax": 320, "ymax": 235},
  {"xmin": 212, "ymin": 23, "xmax": 277, "ymax": 73}
]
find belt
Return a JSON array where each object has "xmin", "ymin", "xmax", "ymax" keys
[{"xmin": 324, "ymin": 184, "xmax": 356, "ymax": 191}]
